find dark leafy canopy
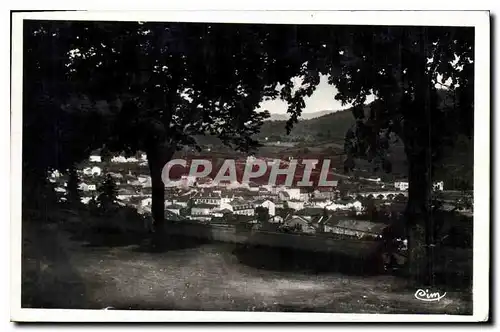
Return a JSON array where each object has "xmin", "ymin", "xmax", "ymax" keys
[
  {"xmin": 25, "ymin": 22, "xmax": 472, "ymax": 173},
  {"xmin": 62, "ymin": 21, "xmax": 316, "ymax": 155},
  {"xmin": 22, "ymin": 21, "xmax": 318, "ymax": 230},
  {"xmin": 23, "ymin": 21, "xmax": 112, "ymax": 189},
  {"xmin": 273, "ymin": 26, "xmax": 474, "ymax": 176}
]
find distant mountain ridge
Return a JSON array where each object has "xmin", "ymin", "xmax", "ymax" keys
[{"xmin": 266, "ymin": 110, "xmax": 337, "ymax": 121}]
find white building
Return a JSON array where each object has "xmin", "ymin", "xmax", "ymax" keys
[
  {"xmin": 194, "ymin": 194, "xmax": 222, "ymax": 206},
  {"xmin": 394, "ymin": 181, "xmax": 409, "ymax": 191},
  {"xmin": 191, "ymin": 204, "xmax": 216, "ymax": 216},
  {"xmin": 80, "ymin": 197, "xmax": 94, "ymax": 204},
  {"xmin": 165, "ymin": 204, "xmax": 182, "ymax": 215},
  {"xmin": 248, "ymin": 183, "xmax": 260, "ymax": 192},
  {"xmin": 54, "ymin": 187, "xmax": 66, "ymax": 193},
  {"xmin": 192, "ymin": 191, "xmax": 234, "ymax": 207},
  {"xmin": 262, "ymin": 184, "xmax": 278, "ymax": 194},
  {"xmin": 283, "ymin": 215, "xmax": 316, "ymax": 234},
  {"xmin": 137, "ymin": 175, "xmax": 152, "ymax": 187},
  {"xmin": 89, "ymin": 155, "xmax": 102, "ymax": 163},
  {"xmin": 189, "ymin": 215, "xmax": 212, "ymax": 222},
  {"xmin": 230, "ymin": 200, "xmax": 255, "ymax": 216},
  {"xmin": 140, "ymin": 197, "xmax": 152, "ymax": 207},
  {"xmin": 325, "ymin": 200, "xmax": 363, "ymax": 212},
  {"xmin": 308, "ymin": 198, "xmax": 332, "ymax": 208},
  {"xmin": 82, "ymin": 166, "xmax": 102, "ymax": 177},
  {"xmin": 287, "ymin": 200, "xmax": 305, "ymax": 211},
  {"xmin": 284, "ymin": 188, "xmax": 301, "ymax": 200},
  {"xmin": 299, "ymin": 189, "xmax": 311, "ymax": 202},
  {"xmin": 111, "ymin": 156, "xmax": 128, "ymax": 163},
  {"xmin": 211, "ymin": 208, "xmax": 233, "ymax": 218},
  {"xmin": 256, "ymin": 199, "xmax": 276, "ymax": 216},
  {"xmin": 79, "ymin": 183, "xmax": 97, "ymax": 192},
  {"xmin": 172, "ymin": 197, "xmax": 190, "ymax": 208},
  {"xmin": 110, "ymin": 156, "xmax": 139, "ymax": 163},
  {"xmin": 50, "ymin": 169, "xmax": 62, "ymax": 178},
  {"xmin": 221, "ymin": 195, "xmax": 233, "ymax": 205},
  {"xmin": 363, "ymin": 177, "xmax": 381, "ymax": 182},
  {"xmin": 433, "ymin": 181, "xmax": 444, "ymax": 191}
]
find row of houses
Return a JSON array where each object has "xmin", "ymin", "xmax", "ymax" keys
[
  {"xmin": 162, "ymin": 196, "xmax": 366, "ymax": 223},
  {"xmin": 394, "ymin": 180, "xmax": 444, "ymax": 191},
  {"xmin": 150, "ymin": 180, "xmax": 415, "ymax": 223},
  {"xmin": 281, "ymin": 213, "xmax": 389, "ymax": 238},
  {"xmin": 182, "ymin": 206, "xmax": 391, "ymax": 240},
  {"xmin": 88, "ymin": 154, "xmax": 148, "ymax": 164}
]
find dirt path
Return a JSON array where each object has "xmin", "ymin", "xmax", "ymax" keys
[{"xmin": 21, "ymin": 221, "xmax": 472, "ymax": 314}]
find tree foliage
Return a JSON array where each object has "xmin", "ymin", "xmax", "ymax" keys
[
  {"xmin": 255, "ymin": 206, "xmax": 269, "ymax": 223},
  {"xmin": 23, "ymin": 22, "xmax": 473, "ymax": 181},
  {"xmin": 62, "ymin": 21, "xmax": 308, "ymax": 154},
  {"xmin": 23, "ymin": 22, "xmax": 474, "ymax": 282},
  {"xmin": 267, "ymin": 25, "xmax": 474, "ymax": 283},
  {"xmin": 97, "ymin": 174, "xmax": 118, "ymax": 209}
]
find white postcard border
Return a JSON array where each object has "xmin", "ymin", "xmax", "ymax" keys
[{"xmin": 10, "ymin": 10, "xmax": 490, "ymax": 322}]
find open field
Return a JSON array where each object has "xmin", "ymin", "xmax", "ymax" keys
[{"xmin": 21, "ymin": 209, "xmax": 472, "ymax": 314}]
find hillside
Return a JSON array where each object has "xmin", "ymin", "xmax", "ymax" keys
[
  {"xmin": 257, "ymin": 108, "xmax": 357, "ymax": 143},
  {"xmin": 120, "ymin": 95, "xmax": 471, "ymax": 189},
  {"xmin": 258, "ymin": 89, "xmax": 456, "ymax": 144},
  {"xmin": 255, "ymin": 103, "xmax": 472, "ymax": 188}
]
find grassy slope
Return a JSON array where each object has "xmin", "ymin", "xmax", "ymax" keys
[{"xmin": 21, "ymin": 208, "xmax": 472, "ymax": 313}]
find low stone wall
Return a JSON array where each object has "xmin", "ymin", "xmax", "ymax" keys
[{"xmin": 164, "ymin": 221, "xmax": 381, "ymax": 258}]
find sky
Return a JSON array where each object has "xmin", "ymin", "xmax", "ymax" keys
[
  {"xmin": 258, "ymin": 74, "xmax": 375, "ymax": 115},
  {"xmin": 257, "ymin": 72, "xmax": 452, "ymax": 115}
]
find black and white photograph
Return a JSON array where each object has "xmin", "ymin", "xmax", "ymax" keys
[{"xmin": 9, "ymin": 10, "xmax": 490, "ymax": 322}]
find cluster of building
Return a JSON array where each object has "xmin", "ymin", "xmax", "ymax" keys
[
  {"xmin": 48, "ymin": 153, "xmax": 151, "ymax": 203},
  {"xmin": 47, "ymin": 153, "xmax": 447, "ymax": 239},
  {"xmin": 154, "ymin": 183, "xmax": 412, "ymax": 240}
]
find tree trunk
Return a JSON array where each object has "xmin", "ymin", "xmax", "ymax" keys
[
  {"xmin": 404, "ymin": 27, "xmax": 436, "ymax": 286},
  {"xmin": 146, "ymin": 144, "xmax": 175, "ymax": 243},
  {"xmin": 405, "ymin": 146, "xmax": 435, "ymax": 286}
]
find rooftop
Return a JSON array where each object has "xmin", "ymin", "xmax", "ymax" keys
[
  {"xmin": 253, "ymin": 198, "xmax": 275, "ymax": 205},
  {"xmin": 296, "ymin": 207, "xmax": 326, "ymax": 216},
  {"xmin": 165, "ymin": 204, "xmax": 184, "ymax": 209},
  {"xmin": 323, "ymin": 216, "xmax": 388, "ymax": 235},
  {"xmin": 192, "ymin": 203, "xmax": 216, "ymax": 209},
  {"xmin": 230, "ymin": 199, "xmax": 252, "ymax": 207}
]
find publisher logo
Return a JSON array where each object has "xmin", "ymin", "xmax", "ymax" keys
[{"xmin": 414, "ymin": 289, "xmax": 447, "ymax": 302}]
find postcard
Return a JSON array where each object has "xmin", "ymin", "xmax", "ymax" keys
[{"xmin": 10, "ymin": 10, "xmax": 490, "ymax": 323}]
